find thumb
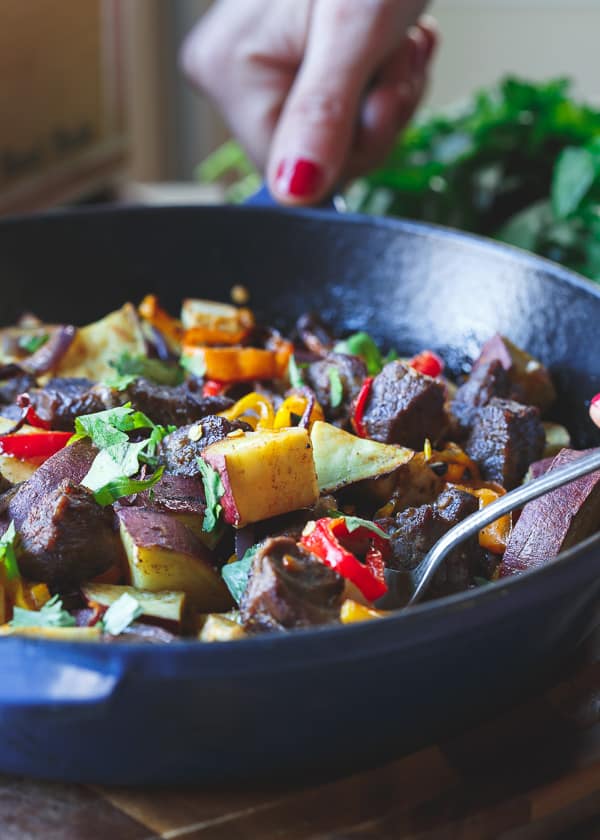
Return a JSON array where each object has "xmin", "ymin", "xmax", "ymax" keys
[{"xmin": 267, "ymin": 0, "xmax": 428, "ymax": 205}]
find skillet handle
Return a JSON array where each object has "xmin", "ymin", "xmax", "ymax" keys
[
  {"xmin": 0, "ymin": 637, "xmax": 120, "ymax": 707},
  {"xmin": 245, "ymin": 183, "xmax": 340, "ymax": 212}
]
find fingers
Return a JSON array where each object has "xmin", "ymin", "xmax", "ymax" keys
[
  {"xmin": 267, "ymin": 0, "xmax": 428, "ymax": 204},
  {"xmin": 180, "ymin": 0, "xmax": 311, "ymax": 169},
  {"xmin": 346, "ymin": 18, "xmax": 438, "ymax": 179},
  {"xmin": 591, "ymin": 394, "xmax": 600, "ymax": 428}
]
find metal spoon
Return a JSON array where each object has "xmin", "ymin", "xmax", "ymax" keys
[{"xmin": 376, "ymin": 448, "xmax": 600, "ymax": 610}]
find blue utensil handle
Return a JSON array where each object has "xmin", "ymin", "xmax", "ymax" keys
[{"xmin": 245, "ymin": 183, "xmax": 339, "ymax": 211}]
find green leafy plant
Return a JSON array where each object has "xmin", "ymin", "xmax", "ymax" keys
[{"xmin": 198, "ymin": 77, "xmax": 600, "ymax": 283}]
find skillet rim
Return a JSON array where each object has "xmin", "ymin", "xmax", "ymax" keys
[{"xmin": 0, "ymin": 203, "xmax": 599, "ymax": 658}]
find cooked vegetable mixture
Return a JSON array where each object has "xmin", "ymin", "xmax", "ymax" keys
[{"xmin": 0, "ymin": 296, "xmax": 596, "ymax": 643}]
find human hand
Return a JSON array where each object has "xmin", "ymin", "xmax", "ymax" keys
[{"xmin": 181, "ymin": 0, "xmax": 437, "ymax": 204}]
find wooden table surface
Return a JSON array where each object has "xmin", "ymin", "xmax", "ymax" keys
[{"xmin": 1, "ymin": 631, "xmax": 598, "ymax": 840}]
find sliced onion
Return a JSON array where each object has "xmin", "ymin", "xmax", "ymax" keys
[{"xmin": 22, "ymin": 325, "xmax": 76, "ymax": 375}]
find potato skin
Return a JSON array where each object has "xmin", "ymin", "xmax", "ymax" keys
[
  {"xmin": 118, "ymin": 507, "xmax": 232, "ymax": 611},
  {"xmin": 202, "ymin": 428, "xmax": 319, "ymax": 528}
]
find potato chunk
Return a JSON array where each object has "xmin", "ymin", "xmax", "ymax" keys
[
  {"xmin": 202, "ymin": 428, "xmax": 319, "ymax": 528},
  {"xmin": 118, "ymin": 509, "xmax": 231, "ymax": 612},
  {"xmin": 310, "ymin": 421, "xmax": 413, "ymax": 493}
]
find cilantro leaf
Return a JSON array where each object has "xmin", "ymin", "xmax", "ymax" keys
[
  {"xmin": 222, "ymin": 543, "xmax": 261, "ymax": 605},
  {"xmin": 92, "ymin": 466, "xmax": 165, "ymax": 507},
  {"xmin": 10, "ymin": 594, "xmax": 76, "ymax": 628},
  {"xmin": 18, "ymin": 333, "xmax": 49, "ymax": 354},
  {"xmin": 71, "ymin": 404, "xmax": 150, "ymax": 449},
  {"xmin": 328, "ymin": 367, "xmax": 343, "ymax": 408},
  {"xmin": 334, "ymin": 332, "xmax": 383, "ymax": 375},
  {"xmin": 145, "ymin": 424, "xmax": 175, "ymax": 459},
  {"xmin": 102, "ymin": 593, "xmax": 143, "ymax": 635},
  {"xmin": 342, "ymin": 515, "xmax": 390, "ymax": 540},
  {"xmin": 288, "ymin": 355, "xmax": 306, "ymax": 389},
  {"xmin": 0, "ymin": 522, "xmax": 20, "ymax": 581},
  {"xmin": 326, "ymin": 510, "xmax": 390, "ymax": 541},
  {"xmin": 197, "ymin": 458, "xmax": 224, "ymax": 533},
  {"xmin": 107, "ymin": 352, "xmax": 184, "ymax": 387},
  {"xmin": 82, "ymin": 440, "xmax": 150, "ymax": 492}
]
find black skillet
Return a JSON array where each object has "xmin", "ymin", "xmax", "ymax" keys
[{"xmin": 0, "ymin": 202, "xmax": 598, "ymax": 784}]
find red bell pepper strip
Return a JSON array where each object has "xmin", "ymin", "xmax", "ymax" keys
[
  {"xmin": 202, "ymin": 379, "xmax": 225, "ymax": 397},
  {"xmin": 409, "ymin": 350, "xmax": 444, "ymax": 378},
  {"xmin": 300, "ymin": 517, "xmax": 388, "ymax": 602},
  {"xmin": 0, "ymin": 431, "xmax": 71, "ymax": 460},
  {"xmin": 351, "ymin": 376, "xmax": 374, "ymax": 438}
]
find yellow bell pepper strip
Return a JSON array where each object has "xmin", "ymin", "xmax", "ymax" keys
[
  {"xmin": 139, "ymin": 295, "xmax": 184, "ymax": 352},
  {"xmin": 273, "ymin": 393, "xmax": 325, "ymax": 430},
  {"xmin": 426, "ymin": 442, "xmax": 481, "ymax": 483},
  {"xmin": 219, "ymin": 392, "xmax": 275, "ymax": 430},
  {"xmin": 300, "ymin": 517, "xmax": 388, "ymax": 602},
  {"xmin": 340, "ymin": 599, "xmax": 389, "ymax": 623}
]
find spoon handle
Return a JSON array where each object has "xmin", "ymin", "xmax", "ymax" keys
[{"xmin": 409, "ymin": 448, "xmax": 600, "ymax": 605}]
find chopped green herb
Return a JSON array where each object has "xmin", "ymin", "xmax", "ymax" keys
[
  {"xmin": 197, "ymin": 458, "xmax": 224, "ymax": 533},
  {"xmin": 328, "ymin": 367, "xmax": 343, "ymax": 408},
  {"xmin": 288, "ymin": 355, "xmax": 306, "ymax": 389},
  {"xmin": 222, "ymin": 543, "xmax": 262, "ymax": 605},
  {"xmin": 382, "ymin": 348, "xmax": 399, "ymax": 365},
  {"xmin": 11, "ymin": 594, "xmax": 76, "ymax": 628},
  {"xmin": 18, "ymin": 333, "xmax": 49, "ymax": 354},
  {"xmin": 342, "ymin": 515, "xmax": 390, "ymax": 540},
  {"xmin": 146, "ymin": 424, "xmax": 175, "ymax": 458},
  {"xmin": 334, "ymin": 332, "xmax": 383, "ymax": 375},
  {"xmin": 102, "ymin": 593, "xmax": 143, "ymax": 635},
  {"xmin": 92, "ymin": 466, "xmax": 165, "ymax": 507},
  {"xmin": 107, "ymin": 352, "xmax": 184, "ymax": 387},
  {"xmin": 82, "ymin": 440, "xmax": 150, "ymax": 492},
  {"xmin": 0, "ymin": 522, "xmax": 20, "ymax": 581},
  {"xmin": 71, "ymin": 403, "xmax": 155, "ymax": 449},
  {"xmin": 473, "ymin": 576, "xmax": 491, "ymax": 588},
  {"xmin": 106, "ymin": 373, "xmax": 137, "ymax": 392},
  {"xmin": 181, "ymin": 353, "xmax": 206, "ymax": 378}
]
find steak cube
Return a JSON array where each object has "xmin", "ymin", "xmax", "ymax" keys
[
  {"xmin": 240, "ymin": 537, "xmax": 344, "ymax": 632},
  {"xmin": 361, "ymin": 361, "xmax": 447, "ymax": 448},
  {"xmin": 465, "ymin": 398, "xmax": 545, "ymax": 489}
]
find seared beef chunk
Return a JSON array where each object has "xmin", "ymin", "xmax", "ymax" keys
[
  {"xmin": 296, "ymin": 312, "xmax": 334, "ymax": 356},
  {"xmin": 129, "ymin": 472, "xmax": 206, "ymax": 514},
  {"xmin": 8, "ymin": 439, "xmax": 97, "ymax": 529},
  {"xmin": 103, "ymin": 623, "xmax": 178, "ymax": 644},
  {"xmin": 25, "ymin": 378, "xmax": 111, "ymax": 430},
  {"xmin": 159, "ymin": 416, "xmax": 251, "ymax": 477},
  {"xmin": 473, "ymin": 334, "xmax": 556, "ymax": 413},
  {"xmin": 377, "ymin": 487, "xmax": 481, "ymax": 595},
  {"xmin": 17, "ymin": 479, "xmax": 121, "ymax": 587},
  {"xmin": 123, "ymin": 378, "xmax": 233, "ymax": 426},
  {"xmin": 305, "ymin": 352, "xmax": 367, "ymax": 422},
  {"xmin": 361, "ymin": 361, "xmax": 447, "ymax": 448},
  {"xmin": 501, "ymin": 448, "xmax": 600, "ymax": 576},
  {"xmin": 240, "ymin": 536, "xmax": 344, "ymax": 631},
  {"xmin": 465, "ymin": 398, "xmax": 545, "ymax": 489},
  {"xmin": 451, "ymin": 360, "xmax": 513, "ymax": 432}
]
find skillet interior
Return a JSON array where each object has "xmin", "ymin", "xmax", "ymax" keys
[{"xmin": 0, "ymin": 205, "xmax": 599, "ymax": 784}]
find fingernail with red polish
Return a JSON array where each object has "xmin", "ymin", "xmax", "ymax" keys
[
  {"xmin": 591, "ymin": 393, "xmax": 600, "ymax": 406},
  {"xmin": 275, "ymin": 158, "xmax": 324, "ymax": 198}
]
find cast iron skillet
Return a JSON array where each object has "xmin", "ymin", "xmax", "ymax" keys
[{"xmin": 0, "ymin": 204, "xmax": 599, "ymax": 785}]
